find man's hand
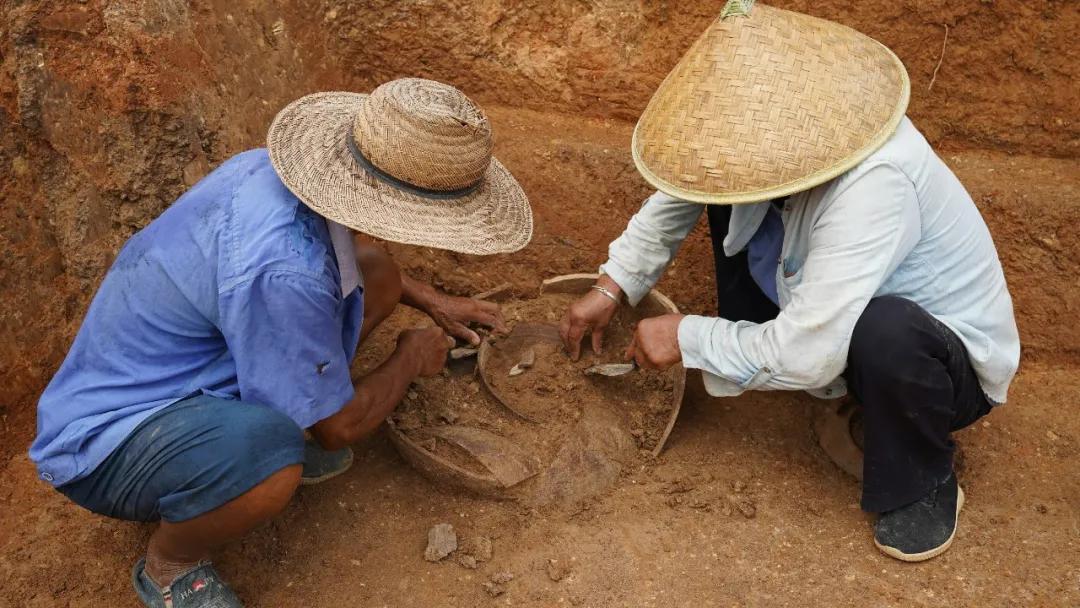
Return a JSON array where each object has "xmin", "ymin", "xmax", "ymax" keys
[
  {"xmin": 400, "ymin": 275, "xmax": 507, "ymax": 346},
  {"xmin": 626, "ymin": 314, "xmax": 685, "ymax": 371},
  {"xmin": 312, "ymin": 326, "xmax": 452, "ymax": 450},
  {"xmin": 397, "ymin": 327, "xmax": 454, "ymax": 376},
  {"xmin": 425, "ymin": 292, "xmax": 507, "ymax": 346},
  {"xmin": 560, "ymin": 275, "xmax": 622, "ymax": 361}
]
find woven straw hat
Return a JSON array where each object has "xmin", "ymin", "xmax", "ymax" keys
[
  {"xmin": 268, "ymin": 79, "xmax": 532, "ymax": 254},
  {"xmin": 632, "ymin": 0, "xmax": 910, "ymax": 205}
]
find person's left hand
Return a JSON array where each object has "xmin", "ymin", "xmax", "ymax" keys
[
  {"xmin": 426, "ymin": 292, "xmax": 508, "ymax": 346},
  {"xmin": 626, "ymin": 314, "xmax": 685, "ymax": 371}
]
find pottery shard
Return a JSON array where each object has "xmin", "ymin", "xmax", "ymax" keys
[
  {"xmin": 508, "ymin": 348, "xmax": 536, "ymax": 376},
  {"xmin": 450, "ymin": 347, "xmax": 479, "ymax": 360},
  {"xmin": 423, "ymin": 523, "xmax": 457, "ymax": 562}
]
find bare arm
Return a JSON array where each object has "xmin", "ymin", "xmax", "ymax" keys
[
  {"xmin": 400, "ymin": 273, "xmax": 507, "ymax": 345},
  {"xmin": 310, "ymin": 327, "xmax": 450, "ymax": 450},
  {"xmin": 400, "ymin": 273, "xmax": 439, "ymax": 311}
]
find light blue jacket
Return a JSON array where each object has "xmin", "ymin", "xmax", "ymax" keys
[{"xmin": 601, "ymin": 118, "xmax": 1019, "ymax": 404}]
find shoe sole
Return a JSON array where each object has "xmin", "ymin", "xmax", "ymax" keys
[
  {"xmin": 875, "ymin": 486, "xmax": 965, "ymax": 562},
  {"xmin": 299, "ymin": 447, "xmax": 354, "ymax": 486}
]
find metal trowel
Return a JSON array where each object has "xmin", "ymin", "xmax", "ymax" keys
[{"xmin": 583, "ymin": 361, "xmax": 638, "ymax": 377}]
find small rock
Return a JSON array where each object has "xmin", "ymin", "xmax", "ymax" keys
[
  {"xmin": 546, "ymin": 559, "xmax": 571, "ymax": 582},
  {"xmin": 423, "ymin": 523, "xmax": 457, "ymax": 562},
  {"xmin": 729, "ymin": 495, "xmax": 756, "ymax": 519},
  {"xmin": 456, "ymin": 554, "xmax": 478, "ymax": 570},
  {"xmin": 490, "ymin": 571, "xmax": 514, "ymax": 584},
  {"xmin": 407, "ymin": 390, "xmax": 418, "ymax": 401},
  {"xmin": 482, "ymin": 581, "xmax": 506, "ymax": 597},
  {"xmin": 460, "ymin": 535, "xmax": 493, "ymax": 562},
  {"xmin": 436, "ymin": 408, "xmax": 459, "ymax": 424}
]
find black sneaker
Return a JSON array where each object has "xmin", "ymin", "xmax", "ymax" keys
[
  {"xmin": 300, "ymin": 438, "xmax": 353, "ymax": 486},
  {"xmin": 874, "ymin": 473, "xmax": 965, "ymax": 562}
]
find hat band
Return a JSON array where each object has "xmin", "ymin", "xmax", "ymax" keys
[{"xmin": 346, "ymin": 131, "xmax": 484, "ymax": 200}]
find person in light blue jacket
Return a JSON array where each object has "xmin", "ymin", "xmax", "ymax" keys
[{"xmin": 562, "ymin": 2, "xmax": 1018, "ymax": 562}]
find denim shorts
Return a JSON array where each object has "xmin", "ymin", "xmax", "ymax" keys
[{"xmin": 59, "ymin": 394, "xmax": 305, "ymax": 523}]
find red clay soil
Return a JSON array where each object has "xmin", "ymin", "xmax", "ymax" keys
[{"xmin": 1, "ymin": 1, "xmax": 1079, "ymax": 606}]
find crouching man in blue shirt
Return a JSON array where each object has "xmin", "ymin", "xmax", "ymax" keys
[{"xmin": 30, "ymin": 79, "xmax": 533, "ymax": 607}]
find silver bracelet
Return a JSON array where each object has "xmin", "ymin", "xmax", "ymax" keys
[{"xmin": 590, "ymin": 284, "xmax": 620, "ymax": 304}]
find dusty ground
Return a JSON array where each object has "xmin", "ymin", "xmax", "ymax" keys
[
  {"xmin": 2, "ymin": 105, "xmax": 1078, "ymax": 607},
  {"xmin": 1, "ymin": 1, "xmax": 1079, "ymax": 606}
]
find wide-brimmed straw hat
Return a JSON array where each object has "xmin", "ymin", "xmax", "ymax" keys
[
  {"xmin": 268, "ymin": 78, "xmax": 533, "ymax": 254},
  {"xmin": 632, "ymin": 0, "xmax": 910, "ymax": 205}
]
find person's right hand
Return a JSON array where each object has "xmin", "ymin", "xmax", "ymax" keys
[
  {"xmin": 397, "ymin": 326, "xmax": 454, "ymax": 377},
  {"xmin": 559, "ymin": 276, "xmax": 622, "ymax": 361}
]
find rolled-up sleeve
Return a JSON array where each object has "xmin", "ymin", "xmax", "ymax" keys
[
  {"xmin": 678, "ymin": 163, "xmax": 921, "ymax": 395},
  {"xmin": 218, "ymin": 270, "xmax": 355, "ymax": 428},
  {"xmin": 600, "ymin": 190, "xmax": 705, "ymax": 305}
]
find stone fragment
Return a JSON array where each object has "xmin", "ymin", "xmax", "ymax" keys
[
  {"xmin": 482, "ymin": 581, "xmax": 506, "ymax": 597},
  {"xmin": 423, "ymin": 523, "xmax": 457, "ymax": 562},
  {"xmin": 729, "ymin": 495, "xmax": 757, "ymax": 519},
  {"xmin": 460, "ymin": 535, "xmax": 493, "ymax": 562},
  {"xmin": 483, "ymin": 571, "xmax": 514, "ymax": 596},
  {"xmin": 546, "ymin": 559, "xmax": 571, "ymax": 582}
]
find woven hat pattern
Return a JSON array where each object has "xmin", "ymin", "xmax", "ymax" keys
[
  {"xmin": 268, "ymin": 82, "xmax": 532, "ymax": 255},
  {"xmin": 354, "ymin": 79, "xmax": 493, "ymax": 191},
  {"xmin": 632, "ymin": 2, "xmax": 910, "ymax": 204}
]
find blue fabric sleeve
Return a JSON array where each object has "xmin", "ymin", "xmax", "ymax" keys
[{"xmin": 218, "ymin": 270, "xmax": 355, "ymax": 429}]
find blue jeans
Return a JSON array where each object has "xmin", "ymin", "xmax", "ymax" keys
[{"xmin": 59, "ymin": 395, "xmax": 305, "ymax": 522}]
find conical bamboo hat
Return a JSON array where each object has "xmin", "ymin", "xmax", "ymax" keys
[{"xmin": 632, "ymin": 0, "xmax": 910, "ymax": 204}]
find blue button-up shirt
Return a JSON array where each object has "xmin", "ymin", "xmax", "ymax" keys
[
  {"xmin": 30, "ymin": 149, "xmax": 365, "ymax": 487},
  {"xmin": 745, "ymin": 202, "xmax": 785, "ymax": 305}
]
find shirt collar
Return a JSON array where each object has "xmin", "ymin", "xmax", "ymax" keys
[{"xmin": 326, "ymin": 219, "xmax": 363, "ymax": 296}]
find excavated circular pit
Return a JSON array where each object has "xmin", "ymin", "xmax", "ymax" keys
[{"xmin": 387, "ymin": 274, "xmax": 685, "ymax": 506}]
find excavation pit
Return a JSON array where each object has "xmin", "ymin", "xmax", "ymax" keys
[{"xmin": 388, "ymin": 274, "xmax": 685, "ymax": 506}]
